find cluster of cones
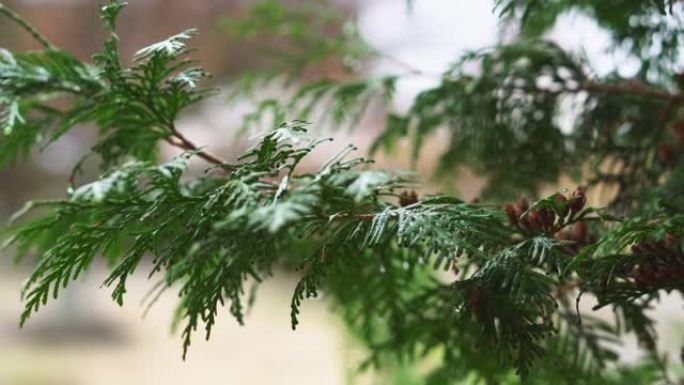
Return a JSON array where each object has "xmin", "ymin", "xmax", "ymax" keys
[
  {"xmin": 504, "ymin": 188, "xmax": 587, "ymax": 236},
  {"xmin": 631, "ymin": 234, "xmax": 684, "ymax": 290},
  {"xmin": 398, "ymin": 190, "xmax": 419, "ymax": 207},
  {"xmin": 555, "ymin": 221, "xmax": 597, "ymax": 255}
]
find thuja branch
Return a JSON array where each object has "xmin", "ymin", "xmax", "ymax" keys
[{"xmin": 4, "ymin": 1, "xmax": 684, "ymax": 382}]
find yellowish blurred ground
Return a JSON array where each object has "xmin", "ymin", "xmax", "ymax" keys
[{"xmin": 0, "ymin": 265, "xmax": 351, "ymax": 385}]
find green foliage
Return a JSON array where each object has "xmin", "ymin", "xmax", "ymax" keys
[
  {"xmin": 227, "ymin": 0, "xmax": 683, "ymax": 202},
  {"xmin": 376, "ymin": 41, "xmax": 588, "ymax": 198},
  {"xmin": 0, "ymin": 48, "xmax": 99, "ymax": 164},
  {"xmin": 1, "ymin": 2, "xmax": 212, "ymax": 171},
  {"xmin": 224, "ymin": 0, "xmax": 372, "ymax": 73},
  {"xmin": 2, "ymin": 1, "xmax": 684, "ymax": 384},
  {"xmin": 236, "ymin": 75, "xmax": 398, "ymax": 133},
  {"xmin": 496, "ymin": 0, "xmax": 684, "ymax": 79}
]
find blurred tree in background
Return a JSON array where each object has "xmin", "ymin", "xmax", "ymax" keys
[{"xmin": 2, "ymin": 0, "xmax": 684, "ymax": 384}]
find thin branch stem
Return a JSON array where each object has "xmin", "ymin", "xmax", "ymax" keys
[
  {"xmin": 371, "ymin": 49, "xmax": 441, "ymax": 78},
  {"xmin": 372, "ymin": 50, "xmax": 683, "ymax": 102},
  {"xmin": 579, "ymin": 81, "xmax": 682, "ymax": 101},
  {"xmin": 508, "ymin": 81, "xmax": 682, "ymax": 102},
  {"xmin": 164, "ymin": 123, "xmax": 232, "ymax": 168},
  {"xmin": 372, "ymin": 47, "xmax": 684, "ymax": 102},
  {"xmin": 0, "ymin": 3, "xmax": 55, "ymax": 50}
]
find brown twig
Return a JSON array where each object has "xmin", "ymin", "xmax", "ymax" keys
[
  {"xmin": 164, "ymin": 123, "xmax": 233, "ymax": 169},
  {"xmin": 372, "ymin": 46, "xmax": 684, "ymax": 103},
  {"xmin": 0, "ymin": 3, "xmax": 55, "ymax": 50},
  {"xmin": 580, "ymin": 81, "xmax": 682, "ymax": 101},
  {"xmin": 371, "ymin": 48, "xmax": 445, "ymax": 78},
  {"xmin": 323, "ymin": 211, "xmax": 396, "ymax": 222}
]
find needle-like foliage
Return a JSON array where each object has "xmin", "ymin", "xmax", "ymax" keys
[{"xmin": 2, "ymin": 1, "xmax": 684, "ymax": 384}]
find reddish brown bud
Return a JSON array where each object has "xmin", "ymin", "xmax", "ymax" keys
[
  {"xmin": 672, "ymin": 121, "xmax": 684, "ymax": 148},
  {"xmin": 468, "ymin": 286, "xmax": 482, "ymax": 317},
  {"xmin": 572, "ymin": 222, "xmax": 587, "ymax": 243},
  {"xmin": 633, "ymin": 266, "xmax": 650, "ymax": 288},
  {"xmin": 519, "ymin": 215, "xmax": 531, "ymax": 231},
  {"xmin": 555, "ymin": 230, "xmax": 577, "ymax": 255},
  {"xmin": 555, "ymin": 231, "xmax": 571, "ymax": 241},
  {"xmin": 504, "ymin": 203, "xmax": 520, "ymax": 227},
  {"xmin": 516, "ymin": 197, "xmax": 529, "ymax": 212},
  {"xmin": 539, "ymin": 208, "xmax": 556, "ymax": 231},
  {"xmin": 399, "ymin": 190, "xmax": 419, "ymax": 207},
  {"xmin": 568, "ymin": 187, "xmax": 586, "ymax": 217},
  {"xmin": 652, "ymin": 265, "xmax": 668, "ymax": 281},
  {"xmin": 633, "ymin": 271, "xmax": 645, "ymax": 288},
  {"xmin": 657, "ymin": 143, "xmax": 676, "ymax": 168},
  {"xmin": 526, "ymin": 211, "xmax": 542, "ymax": 233}
]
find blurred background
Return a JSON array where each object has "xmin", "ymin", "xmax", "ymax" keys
[{"xmin": 0, "ymin": 1, "xmax": 682, "ymax": 384}]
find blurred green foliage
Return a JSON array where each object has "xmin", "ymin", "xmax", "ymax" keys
[{"xmin": 1, "ymin": 1, "xmax": 684, "ymax": 384}]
